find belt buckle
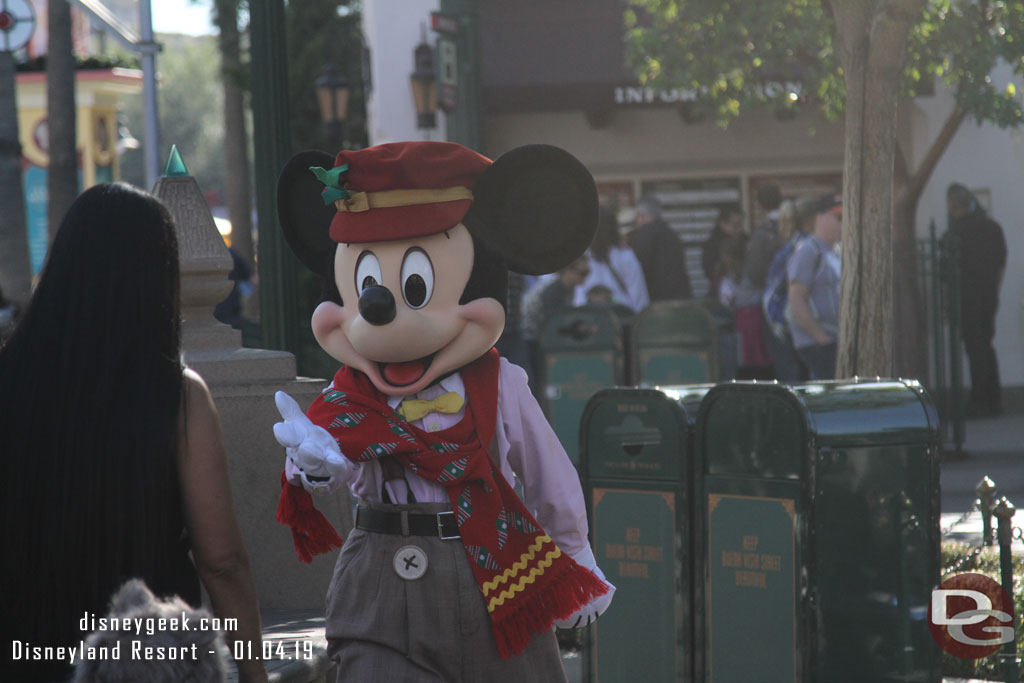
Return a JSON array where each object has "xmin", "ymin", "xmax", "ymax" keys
[{"xmin": 436, "ymin": 510, "xmax": 459, "ymax": 540}]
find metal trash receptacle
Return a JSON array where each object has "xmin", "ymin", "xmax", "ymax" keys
[
  {"xmin": 698, "ymin": 379, "xmax": 941, "ymax": 683},
  {"xmin": 580, "ymin": 384, "xmax": 711, "ymax": 682},
  {"xmin": 541, "ymin": 306, "xmax": 624, "ymax": 466},
  {"xmin": 633, "ymin": 301, "xmax": 717, "ymax": 386}
]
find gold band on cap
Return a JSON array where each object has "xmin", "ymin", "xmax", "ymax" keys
[{"xmin": 334, "ymin": 186, "xmax": 473, "ymax": 213}]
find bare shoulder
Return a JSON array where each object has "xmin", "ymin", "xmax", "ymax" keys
[{"xmin": 182, "ymin": 368, "xmax": 219, "ymax": 426}]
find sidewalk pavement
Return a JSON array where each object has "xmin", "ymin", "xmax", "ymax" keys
[{"xmin": 940, "ymin": 409, "xmax": 1024, "ymax": 550}]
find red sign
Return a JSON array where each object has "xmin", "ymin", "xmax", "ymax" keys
[{"xmin": 430, "ymin": 12, "xmax": 459, "ymax": 35}]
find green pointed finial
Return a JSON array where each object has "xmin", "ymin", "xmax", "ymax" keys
[{"xmin": 163, "ymin": 145, "xmax": 190, "ymax": 177}]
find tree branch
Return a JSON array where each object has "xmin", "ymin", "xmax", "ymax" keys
[{"xmin": 907, "ymin": 103, "xmax": 968, "ymax": 203}]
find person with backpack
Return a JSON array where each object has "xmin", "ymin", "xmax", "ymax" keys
[
  {"xmin": 761, "ymin": 197, "xmax": 816, "ymax": 381},
  {"xmin": 787, "ymin": 194, "xmax": 843, "ymax": 380}
]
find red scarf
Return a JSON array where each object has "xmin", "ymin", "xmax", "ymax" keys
[{"xmin": 277, "ymin": 349, "xmax": 607, "ymax": 657}]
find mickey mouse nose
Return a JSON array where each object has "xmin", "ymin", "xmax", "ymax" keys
[{"xmin": 358, "ymin": 286, "xmax": 397, "ymax": 326}]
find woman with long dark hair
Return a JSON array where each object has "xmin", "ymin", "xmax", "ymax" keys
[
  {"xmin": 573, "ymin": 205, "xmax": 649, "ymax": 311},
  {"xmin": 0, "ymin": 183, "xmax": 267, "ymax": 682}
]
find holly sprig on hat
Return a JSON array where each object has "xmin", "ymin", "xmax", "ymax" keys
[{"xmin": 309, "ymin": 164, "xmax": 352, "ymax": 205}]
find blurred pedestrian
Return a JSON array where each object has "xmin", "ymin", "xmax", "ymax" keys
[
  {"xmin": 496, "ymin": 271, "xmax": 532, "ymax": 378},
  {"xmin": 711, "ymin": 230, "xmax": 748, "ymax": 380},
  {"xmin": 760, "ymin": 197, "xmax": 816, "ymax": 382},
  {"xmin": 214, "ymin": 246, "xmax": 254, "ymax": 329},
  {"xmin": 0, "ymin": 184, "xmax": 268, "ymax": 683},
  {"xmin": 574, "ymin": 206, "xmax": 649, "ymax": 312},
  {"xmin": 0, "ymin": 283, "xmax": 18, "ymax": 344},
  {"xmin": 947, "ymin": 183, "xmax": 1007, "ymax": 416},
  {"xmin": 629, "ymin": 195, "xmax": 692, "ymax": 301},
  {"xmin": 787, "ymin": 194, "xmax": 843, "ymax": 380},
  {"xmin": 522, "ymin": 256, "xmax": 591, "ymax": 403},
  {"xmin": 734, "ymin": 184, "xmax": 783, "ymax": 379},
  {"xmin": 701, "ymin": 203, "xmax": 745, "ymax": 298}
]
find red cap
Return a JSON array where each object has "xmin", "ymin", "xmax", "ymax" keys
[{"xmin": 323, "ymin": 142, "xmax": 492, "ymax": 243}]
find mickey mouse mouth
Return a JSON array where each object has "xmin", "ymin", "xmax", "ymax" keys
[{"xmin": 377, "ymin": 353, "xmax": 437, "ymax": 387}]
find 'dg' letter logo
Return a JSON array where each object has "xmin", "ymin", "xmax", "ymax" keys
[{"xmin": 929, "ymin": 573, "xmax": 1015, "ymax": 659}]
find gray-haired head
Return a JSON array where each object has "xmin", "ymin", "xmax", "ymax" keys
[
  {"xmin": 635, "ymin": 195, "xmax": 663, "ymax": 222},
  {"xmin": 72, "ymin": 580, "xmax": 229, "ymax": 683}
]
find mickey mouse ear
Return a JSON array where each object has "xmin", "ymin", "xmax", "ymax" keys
[
  {"xmin": 277, "ymin": 150, "xmax": 338, "ymax": 277},
  {"xmin": 463, "ymin": 144, "xmax": 598, "ymax": 275}
]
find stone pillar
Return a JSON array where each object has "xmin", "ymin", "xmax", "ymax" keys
[{"xmin": 154, "ymin": 160, "xmax": 350, "ymax": 610}]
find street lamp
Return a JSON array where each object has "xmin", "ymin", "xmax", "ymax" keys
[
  {"xmin": 409, "ymin": 41, "xmax": 437, "ymax": 129},
  {"xmin": 315, "ymin": 62, "xmax": 350, "ymax": 147}
]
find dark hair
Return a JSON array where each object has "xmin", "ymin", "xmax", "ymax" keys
[
  {"xmin": 715, "ymin": 203, "xmax": 742, "ymax": 227},
  {"xmin": 756, "ymin": 184, "xmax": 782, "ymax": 211},
  {"xmin": 947, "ymin": 182, "xmax": 976, "ymax": 213},
  {"xmin": 0, "ymin": 183, "xmax": 187, "ymax": 660},
  {"xmin": 588, "ymin": 206, "xmax": 621, "ymax": 264}
]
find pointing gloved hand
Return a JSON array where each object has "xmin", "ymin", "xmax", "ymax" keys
[
  {"xmin": 273, "ymin": 391, "xmax": 351, "ymax": 494},
  {"xmin": 554, "ymin": 545, "xmax": 616, "ymax": 629}
]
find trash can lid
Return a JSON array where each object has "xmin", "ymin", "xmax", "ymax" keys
[
  {"xmin": 698, "ymin": 379, "xmax": 939, "ymax": 479},
  {"xmin": 656, "ymin": 384, "xmax": 716, "ymax": 426}
]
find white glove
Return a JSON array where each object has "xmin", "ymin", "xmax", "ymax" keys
[
  {"xmin": 555, "ymin": 545, "xmax": 616, "ymax": 629},
  {"xmin": 273, "ymin": 391, "xmax": 352, "ymax": 494}
]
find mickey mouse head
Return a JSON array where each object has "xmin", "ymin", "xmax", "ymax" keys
[{"xmin": 277, "ymin": 142, "xmax": 597, "ymax": 397}]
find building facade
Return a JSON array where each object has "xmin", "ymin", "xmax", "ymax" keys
[{"xmin": 363, "ymin": 0, "xmax": 1023, "ymax": 390}]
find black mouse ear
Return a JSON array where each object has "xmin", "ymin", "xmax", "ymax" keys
[
  {"xmin": 277, "ymin": 150, "xmax": 338, "ymax": 277},
  {"xmin": 463, "ymin": 144, "xmax": 597, "ymax": 275}
]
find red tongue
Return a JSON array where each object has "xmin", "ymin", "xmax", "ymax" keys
[{"xmin": 382, "ymin": 360, "xmax": 426, "ymax": 386}]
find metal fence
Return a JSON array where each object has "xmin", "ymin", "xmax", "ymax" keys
[{"xmin": 917, "ymin": 221, "xmax": 966, "ymax": 454}]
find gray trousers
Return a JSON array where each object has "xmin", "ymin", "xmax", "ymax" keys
[{"xmin": 325, "ymin": 502, "xmax": 568, "ymax": 682}]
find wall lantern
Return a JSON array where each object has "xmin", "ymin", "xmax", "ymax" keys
[{"xmin": 315, "ymin": 61, "xmax": 350, "ymax": 145}]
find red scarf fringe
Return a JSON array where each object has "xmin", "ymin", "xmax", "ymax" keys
[
  {"xmin": 492, "ymin": 559, "xmax": 610, "ymax": 658},
  {"xmin": 275, "ymin": 472, "xmax": 343, "ymax": 563}
]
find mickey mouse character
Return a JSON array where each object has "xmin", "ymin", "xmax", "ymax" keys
[{"xmin": 273, "ymin": 141, "xmax": 614, "ymax": 681}]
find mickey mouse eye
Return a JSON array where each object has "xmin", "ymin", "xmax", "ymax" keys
[
  {"xmin": 355, "ymin": 251, "xmax": 382, "ymax": 295},
  {"xmin": 400, "ymin": 248, "xmax": 434, "ymax": 309}
]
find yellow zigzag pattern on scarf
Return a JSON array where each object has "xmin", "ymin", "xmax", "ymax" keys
[
  {"xmin": 483, "ymin": 535, "xmax": 552, "ymax": 595},
  {"xmin": 484, "ymin": 537, "xmax": 563, "ymax": 613}
]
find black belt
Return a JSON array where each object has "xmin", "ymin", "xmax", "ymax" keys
[{"xmin": 355, "ymin": 506, "xmax": 461, "ymax": 540}]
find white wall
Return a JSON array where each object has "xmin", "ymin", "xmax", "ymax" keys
[
  {"xmin": 363, "ymin": 0, "xmax": 446, "ymax": 145},
  {"xmin": 911, "ymin": 66, "xmax": 1024, "ymax": 388}
]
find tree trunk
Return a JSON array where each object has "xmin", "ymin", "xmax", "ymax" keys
[
  {"xmin": 892, "ymin": 103, "xmax": 968, "ymax": 380},
  {"xmin": 217, "ymin": 0, "xmax": 255, "ymax": 269},
  {"xmin": 830, "ymin": 0, "xmax": 925, "ymax": 378},
  {"xmin": 0, "ymin": 52, "xmax": 32, "ymax": 308},
  {"xmin": 47, "ymin": 0, "xmax": 78, "ymax": 239}
]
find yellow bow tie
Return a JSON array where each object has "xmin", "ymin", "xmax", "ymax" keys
[{"xmin": 397, "ymin": 392, "xmax": 465, "ymax": 422}]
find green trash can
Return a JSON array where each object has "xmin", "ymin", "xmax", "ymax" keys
[
  {"xmin": 580, "ymin": 384, "xmax": 711, "ymax": 682},
  {"xmin": 698, "ymin": 380, "xmax": 941, "ymax": 683},
  {"xmin": 541, "ymin": 306, "xmax": 624, "ymax": 466},
  {"xmin": 633, "ymin": 301, "xmax": 717, "ymax": 386}
]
